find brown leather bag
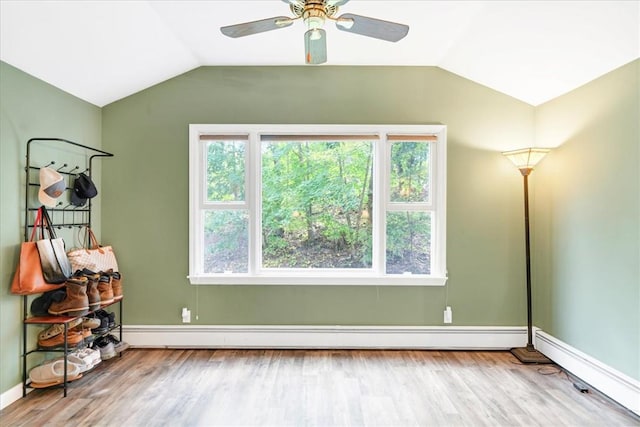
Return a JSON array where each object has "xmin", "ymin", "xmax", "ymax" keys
[{"xmin": 10, "ymin": 207, "xmax": 66, "ymax": 295}]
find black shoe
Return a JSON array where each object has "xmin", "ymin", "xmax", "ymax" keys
[
  {"xmin": 94, "ymin": 309, "xmax": 116, "ymax": 329},
  {"xmin": 88, "ymin": 310, "xmax": 113, "ymax": 334}
]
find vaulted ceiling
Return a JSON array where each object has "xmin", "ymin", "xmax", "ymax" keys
[{"xmin": 1, "ymin": 1, "xmax": 638, "ymax": 107}]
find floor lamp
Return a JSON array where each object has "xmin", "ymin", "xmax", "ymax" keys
[{"xmin": 502, "ymin": 148, "xmax": 552, "ymax": 364}]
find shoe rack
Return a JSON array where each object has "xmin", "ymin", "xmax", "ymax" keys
[
  {"xmin": 21, "ymin": 138, "xmax": 119, "ymax": 398},
  {"xmin": 23, "ymin": 301, "xmax": 123, "ymax": 396}
]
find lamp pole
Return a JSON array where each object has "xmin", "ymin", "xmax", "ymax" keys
[{"xmin": 521, "ymin": 168, "xmax": 534, "ymax": 350}]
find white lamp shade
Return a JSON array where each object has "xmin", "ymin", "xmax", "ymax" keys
[{"xmin": 502, "ymin": 148, "xmax": 550, "ymax": 171}]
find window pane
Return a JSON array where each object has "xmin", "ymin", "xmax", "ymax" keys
[
  {"xmin": 204, "ymin": 210, "xmax": 248, "ymax": 273},
  {"xmin": 206, "ymin": 140, "xmax": 245, "ymax": 202},
  {"xmin": 386, "ymin": 211, "xmax": 431, "ymax": 274},
  {"xmin": 261, "ymin": 140, "xmax": 373, "ymax": 269},
  {"xmin": 390, "ymin": 142, "xmax": 430, "ymax": 203}
]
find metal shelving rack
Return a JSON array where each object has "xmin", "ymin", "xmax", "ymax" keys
[{"xmin": 21, "ymin": 138, "xmax": 118, "ymax": 397}]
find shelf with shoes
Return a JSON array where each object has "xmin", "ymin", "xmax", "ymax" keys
[
  {"xmin": 22, "ymin": 297, "xmax": 125, "ymax": 397},
  {"xmin": 19, "ymin": 138, "xmax": 120, "ymax": 398}
]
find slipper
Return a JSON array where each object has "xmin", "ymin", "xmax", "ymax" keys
[
  {"xmin": 29, "ymin": 360, "xmax": 81, "ymax": 384},
  {"xmin": 30, "ymin": 373, "xmax": 82, "ymax": 389}
]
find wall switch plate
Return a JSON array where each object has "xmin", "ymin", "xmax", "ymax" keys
[{"xmin": 444, "ymin": 306, "xmax": 452, "ymax": 324}]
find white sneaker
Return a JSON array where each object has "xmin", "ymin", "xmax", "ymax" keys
[{"xmin": 73, "ymin": 347, "xmax": 102, "ymax": 369}]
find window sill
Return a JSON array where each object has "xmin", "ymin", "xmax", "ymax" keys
[{"xmin": 188, "ymin": 274, "xmax": 447, "ymax": 286}]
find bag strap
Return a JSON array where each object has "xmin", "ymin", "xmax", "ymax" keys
[
  {"xmin": 40, "ymin": 206, "xmax": 57, "ymax": 239},
  {"xmin": 29, "ymin": 207, "xmax": 43, "ymax": 242},
  {"xmin": 87, "ymin": 227, "xmax": 101, "ymax": 249}
]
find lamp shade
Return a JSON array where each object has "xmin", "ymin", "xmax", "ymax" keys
[{"xmin": 502, "ymin": 148, "xmax": 550, "ymax": 172}]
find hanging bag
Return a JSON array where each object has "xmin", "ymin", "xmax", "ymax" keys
[
  {"xmin": 10, "ymin": 208, "xmax": 67, "ymax": 295},
  {"xmin": 36, "ymin": 206, "xmax": 73, "ymax": 283},
  {"xmin": 67, "ymin": 227, "xmax": 119, "ymax": 273}
]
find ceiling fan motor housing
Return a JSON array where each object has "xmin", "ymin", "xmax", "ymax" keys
[{"xmin": 291, "ymin": 0, "xmax": 339, "ymax": 30}]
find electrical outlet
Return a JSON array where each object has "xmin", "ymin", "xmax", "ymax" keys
[
  {"xmin": 182, "ymin": 307, "xmax": 191, "ymax": 323},
  {"xmin": 444, "ymin": 306, "xmax": 452, "ymax": 324}
]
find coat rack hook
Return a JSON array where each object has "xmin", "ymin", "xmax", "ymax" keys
[
  {"xmin": 44, "ymin": 161, "xmax": 55, "ymax": 168},
  {"xmin": 56, "ymin": 163, "xmax": 68, "ymax": 172}
]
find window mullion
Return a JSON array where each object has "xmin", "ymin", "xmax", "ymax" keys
[
  {"xmin": 373, "ymin": 137, "xmax": 387, "ymax": 275},
  {"xmin": 248, "ymin": 132, "xmax": 259, "ymax": 275}
]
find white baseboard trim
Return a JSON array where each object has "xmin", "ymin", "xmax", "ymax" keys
[
  {"xmin": 123, "ymin": 324, "xmax": 527, "ymax": 350},
  {"xmin": 535, "ymin": 330, "xmax": 640, "ymax": 415},
  {"xmin": 0, "ymin": 382, "xmax": 28, "ymax": 411}
]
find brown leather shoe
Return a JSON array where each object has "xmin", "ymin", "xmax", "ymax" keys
[
  {"xmin": 48, "ymin": 277, "xmax": 90, "ymax": 317},
  {"xmin": 98, "ymin": 271, "xmax": 114, "ymax": 305},
  {"xmin": 38, "ymin": 329, "xmax": 84, "ymax": 349},
  {"xmin": 110, "ymin": 271, "xmax": 122, "ymax": 301},
  {"xmin": 83, "ymin": 272, "xmax": 101, "ymax": 311}
]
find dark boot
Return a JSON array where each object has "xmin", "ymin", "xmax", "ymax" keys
[{"xmin": 48, "ymin": 277, "xmax": 90, "ymax": 317}]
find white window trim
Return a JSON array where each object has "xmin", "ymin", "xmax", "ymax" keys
[{"xmin": 188, "ymin": 124, "xmax": 447, "ymax": 286}]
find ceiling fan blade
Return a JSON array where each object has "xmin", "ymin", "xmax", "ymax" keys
[
  {"xmin": 335, "ymin": 13, "xmax": 409, "ymax": 42},
  {"xmin": 305, "ymin": 29, "xmax": 327, "ymax": 65},
  {"xmin": 221, "ymin": 16, "xmax": 293, "ymax": 38},
  {"xmin": 327, "ymin": 0, "xmax": 351, "ymax": 6}
]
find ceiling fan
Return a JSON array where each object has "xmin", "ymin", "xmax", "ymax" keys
[{"xmin": 220, "ymin": 0, "xmax": 409, "ymax": 65}]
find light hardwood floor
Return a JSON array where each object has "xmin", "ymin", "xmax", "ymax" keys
[{"xmin": 1, "ymin": 349, "xmax": 638, "ymax": 426}]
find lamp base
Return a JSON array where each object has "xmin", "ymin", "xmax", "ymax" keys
[{"xmin": 510, "ymin": 346, "xmax": 553, "ymax": 364}]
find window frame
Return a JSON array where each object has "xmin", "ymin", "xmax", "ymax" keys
[{"xmin": 189, "ymin": 124, "xmax": 447, "ymax": 286}]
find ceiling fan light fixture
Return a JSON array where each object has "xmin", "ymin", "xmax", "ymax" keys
[{"xmin": 305, "ymin": 15, "xmax": 325, "ymax": 30}]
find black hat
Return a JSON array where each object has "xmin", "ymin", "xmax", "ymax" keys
[{"xmin": 70, "ymin": 173, "xmax": 98, "ymax": 207}]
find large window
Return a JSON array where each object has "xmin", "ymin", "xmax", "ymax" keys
[{"xmin": 189, "ymin": 125, "xmax": 447, "ymax": 285}]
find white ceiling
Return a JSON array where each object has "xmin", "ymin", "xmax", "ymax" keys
[{"xmin": 1, "ymin": 1, "xmax": 638, "ymax": 107}]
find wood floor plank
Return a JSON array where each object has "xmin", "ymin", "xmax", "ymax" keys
[{"xmin": 1, "ymin": 349, "xmax": 638, "ymax": 426}]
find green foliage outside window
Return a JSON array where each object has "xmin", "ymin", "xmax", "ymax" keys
[
  {"xmin": 202, "ymin": 137, "xmax": 432, "ymax": 273},
  {"xmin": 261, "ymin": 140, "xmax": 373, "ymax": 268}
]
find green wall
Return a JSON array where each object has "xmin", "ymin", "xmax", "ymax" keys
[
  {"xmin": 533, "ymin": 59, "xmax": 639, "ymax": 380},
  {"xmin": 0, "ymin": 62, "xmax": 102, "ymax": 396},
  {"xmin": 101, "ymin": 66, "xmax": 534, "ymax": 327}
]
